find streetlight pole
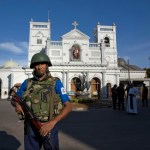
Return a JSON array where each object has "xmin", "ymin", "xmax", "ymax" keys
[{"xmin": 127, "ymin": 59, "xmax": 130, "ymax": 83}]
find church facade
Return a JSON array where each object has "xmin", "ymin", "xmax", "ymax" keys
[{"xmin": 0, "ymin": 19, "xmax": 146, "ymax": 99}]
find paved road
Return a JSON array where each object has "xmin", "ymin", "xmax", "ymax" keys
[{"xmin": 0, "ymin": 99, "xmax": 150, "ymax": 150}]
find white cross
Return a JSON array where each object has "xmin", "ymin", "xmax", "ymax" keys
[{"xmin": 72, "ymin": 21, "xmax": 78, "ymax": 29}]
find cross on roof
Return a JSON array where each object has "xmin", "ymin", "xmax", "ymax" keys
[{"xmin": 72, "ymin": 21, "xmax": 78, "ymax": 29}]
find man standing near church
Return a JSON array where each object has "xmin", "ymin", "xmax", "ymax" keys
[
  {"xmin": 11, "ymin": 52, "xmax": 72, "ymax": 150},
  {"xmin": 116, "ymin": 83, "xmax": 125, "ymax": 110},
  {"xmin": 111, "ymin": 84, "xmax": 118, "ymax": 109},
  {"xmin": 142, "ymin": 83, "xmax": 148, "ymax": 107},
  {"xmin": 126, "ymin": 83, "xmax": 139, "ymax": 114}
]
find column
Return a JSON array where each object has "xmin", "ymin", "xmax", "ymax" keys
[
  {"xmin": 66, "ymin": 71, "xmax": 69, "ymax": 92},
  {"xmin": 62, "ymin": 71, "xmax": 66, "ymax": 89},
  {"xmin": 86, "ymin": 71, "xmax": 89, "ymax": 82},
  {"xmin": 102, "ymin": 71, "xmax": 107, "ymax": 99},
  {"xmin": 46, "ymin": 37, "xmax": 50, "ymax": 55},
  {"xmin": 62, "ymin": 71, "xmax": 65, "ymax": 85},
  {"xmin": 100, "ymin": 40, "xmax": 105, "ymax": 65},
  {"xmin": 116, "ymin": 73, "xmax": 119, "ymax": 85}
]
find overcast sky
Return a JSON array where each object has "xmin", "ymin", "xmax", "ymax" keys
[{"xmin": 0, "ymin": 0, "xmax": 150, "ymax": 68}]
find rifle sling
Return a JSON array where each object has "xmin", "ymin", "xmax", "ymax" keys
[{"xmin": 49, "ymin": 77, "xmax": 54, "ymax": 120}]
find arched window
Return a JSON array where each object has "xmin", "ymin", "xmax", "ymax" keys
[{"xmin": 104, "ymin": 37, "xmax": 110, "ymax": 47}]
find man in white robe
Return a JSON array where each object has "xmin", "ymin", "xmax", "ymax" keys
[{"xmin": 126, "ymin": 84, "xmax": 139, "ymax": 114}]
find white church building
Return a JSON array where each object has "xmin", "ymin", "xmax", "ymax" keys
[{"xmin": 0, "ymin": 19, "xmax": 147, "ymax": 99}]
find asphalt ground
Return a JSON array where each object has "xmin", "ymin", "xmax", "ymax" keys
[{"xmin": 0, "ymin": 98, "xmax": 150, "ymax": 150}]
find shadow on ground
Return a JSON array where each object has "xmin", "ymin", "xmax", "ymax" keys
[
  {"xmin": 0, "ymin": 131, "xmax": 21, "ymax": 150},
  {"xmin": 59, "ymin": 99, "xmax": 150, "ymax": 150}
]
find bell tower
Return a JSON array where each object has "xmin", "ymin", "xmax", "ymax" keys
[
  {"xmin": 94, "ymin": 22, "xmax": 118, "ymax": 68},
  {"xmin": 28, "ymin": 19, "xmax": 51, "ymax": 67}
]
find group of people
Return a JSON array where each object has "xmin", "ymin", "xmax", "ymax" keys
[
  {"xmin": 111, "ymin": 82, "xmax": 149, "ymax": 115},
  {"xmin": 111, "ymin": 83, "xmax": 125, "ymax": 111}
]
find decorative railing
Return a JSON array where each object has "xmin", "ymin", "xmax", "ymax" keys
[
  {"xmin": 89, "ymin": 43, "xmax": 99, "ymax": 47},
  {"xmin": 50, "ymin": 41, "xmax": 62, "ymax": 46}
]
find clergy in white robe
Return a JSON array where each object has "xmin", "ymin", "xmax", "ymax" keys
[{"xmin": 126, "ymin": 84, "xmax": 139, "ymax": 114}]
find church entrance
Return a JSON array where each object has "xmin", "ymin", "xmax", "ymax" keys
[
  {"xmin": 90, "ymin": 78, "xmax": 101, "ymax": 99},
  {"xmin": 71, "ymin": 77, "xmax": 101, "ymax": 99},
  {"xmin": 71, "ymin": 77, "xmax": 81, "ymax": 97},
  {"xmin": 106, "ymin": 83, "xmax": 112, "ymax": 98}
]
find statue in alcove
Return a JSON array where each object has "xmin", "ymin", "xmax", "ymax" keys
[{"xmin": 71, "ymin": 44, "xmax": 80, "ymax": 60}]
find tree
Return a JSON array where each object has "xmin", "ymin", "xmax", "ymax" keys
[
  {"xmin": 146, "ymin": 68, "xmax": 150, "ymax": 78},
  {"xmin": 144, "ymin": 68, "xmax": 150, "ymax": 78}
]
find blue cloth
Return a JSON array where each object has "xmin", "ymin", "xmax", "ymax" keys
[
  {"xmin": 17, "ymin": 79, "xmax": 70, "ymax": 103},
  {"xmin": 24, "ymin": 122, "xmax": 59, "ymax": 150}
]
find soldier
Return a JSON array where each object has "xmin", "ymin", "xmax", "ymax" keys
[{"xmin": 13, "ymin": 52, "xmax": 72, "ymax": 150}]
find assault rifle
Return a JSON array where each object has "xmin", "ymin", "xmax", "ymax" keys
[
  {"xmin": 9, "ymin": 87, "xmax": 42, "ymax": 131},
  {"xmin": 9, "ymin": 87, "xmax": 55, "ymax": 150}
]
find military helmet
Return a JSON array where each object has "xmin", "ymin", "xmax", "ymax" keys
[{"xmin": 30, "ymin": 53, "xmax": 52, "ymax": 68}]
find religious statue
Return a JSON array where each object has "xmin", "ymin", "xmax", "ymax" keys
[{"xmin": 71, "ymin": 44, "xmax": 80, "ymax": 60}]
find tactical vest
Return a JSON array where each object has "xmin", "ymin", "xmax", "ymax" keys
[{"xmin": 22, "ymin": 77, "xmax": 62, "ymax": 122}]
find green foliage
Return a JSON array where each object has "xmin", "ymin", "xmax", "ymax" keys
[
  {"xmin": 71, "ymin": 97, "xmax": 94, "ymax": 103},
  {"xmin": 144, "ymin": 68, "xmax": 150, "ymax": 78},
  {"xmin": 71, "ymin": 98, "xmax": 79, "ymax": 103},
  {"xmin": 146, "ymin": 68, "xmax": 150, "ymax": 78}
]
